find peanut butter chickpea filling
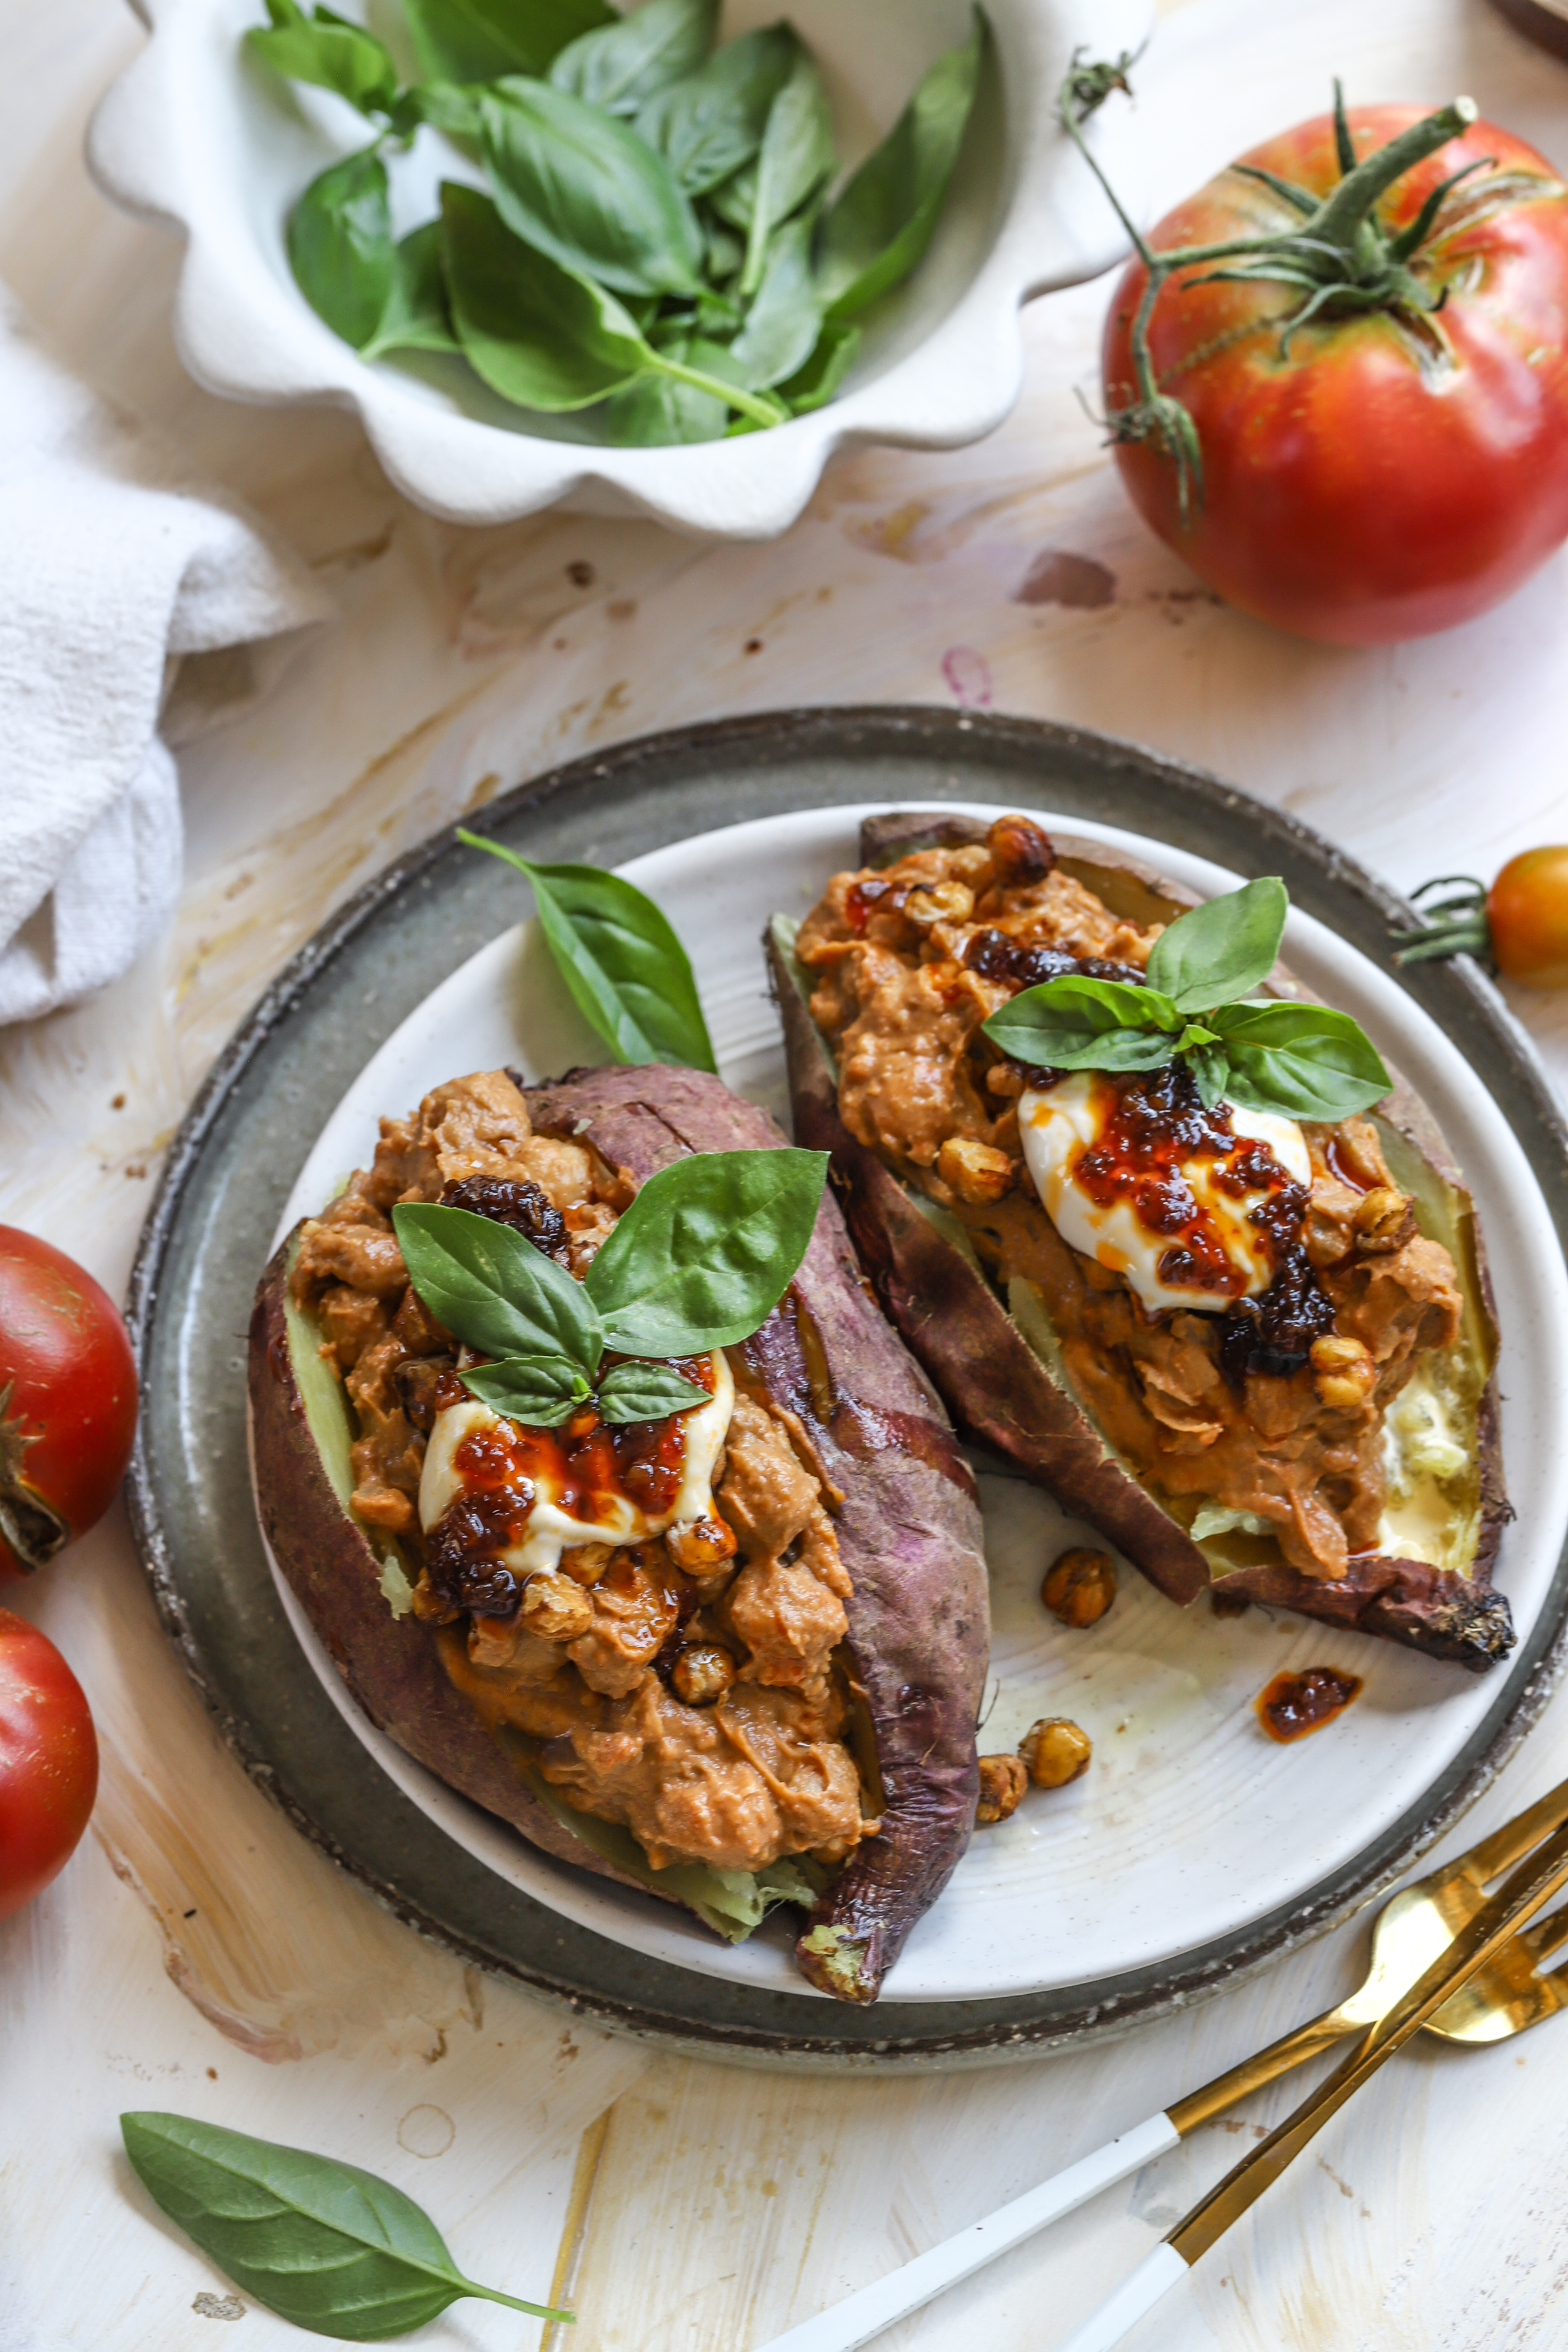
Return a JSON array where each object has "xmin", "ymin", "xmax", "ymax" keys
[
  {"xmin": 290, "ymin": 1069, "xmax": 874, "ymax": 1879},
  {"xmin": 797, "ymin": 818, "xmax": 1466, "ymax": 1583}
]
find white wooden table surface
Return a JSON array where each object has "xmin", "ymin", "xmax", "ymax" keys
[{"xmin": 5, "ymin": 2, "xmax": 1568, "ymax": 2347}]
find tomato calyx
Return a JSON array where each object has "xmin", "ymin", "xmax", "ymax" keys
[
  {"xmin": 0, "ymin": 1383, "xmax": 70, "ymax": 1576},
  {"xmin": 1392, "ymin": 877, "xmax": 1493, "ymax": 972},
  {"xmin": 1061, "ymin": 61, "xmax": 1533, "ymax": 514}
]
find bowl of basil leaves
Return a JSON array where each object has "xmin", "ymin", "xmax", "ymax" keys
[{"xmin": 87, "ymin": 0, "xmax": 1153, "ymax": 535}]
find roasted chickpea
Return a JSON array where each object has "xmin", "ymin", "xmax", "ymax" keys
[
  {"xmin": 665, "ymin": 1516, "xmax": 739, "ymax": 1573},
  {"xmin": 559, "ymin": 1540, "xmax": 616, "ymax": 1586},
  {"xmin": 1310, "ymin": 1332, "xmax": 1377, "ymax": 1409},
  {"xmin": 975, "ymin": 1754, "xmax": 1029, "ymax": 1824},
  {"xmin": 518, "ymin": 1572, "xmax": 595, "ymax": 1642},
  {"xmin": 937, "ymin": 1135, "xmax": 1015, "ymax": 1205},
  {"xmin": 671, "ymin": 1643, "xmax": 737, "ymax": 1705},
  {"xmin": 1019, "ymin": 1718, "xmax": 1092, "ymax": 1788},
  {"xmin": 1041, "ymin": 1546, "xmax": 1117, "ymax": 1628},
  {"xmin": 1353, "ymin": 1187, "xmax": 1416, "ymax": 1254},
  {"xmin": 905, "ymin": 881, "xmax": 976, "ymax": 927},
  {"xmin": 987, "ymin": 814, "xmax": 1055, "ymax": 884}
]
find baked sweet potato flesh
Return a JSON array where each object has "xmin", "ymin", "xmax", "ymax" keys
[
  {"xmin": 769, "ymin": 813, "xmax": 1512, "ymax": 1672},
  {"xmin": 249, "ymin": 1063, "xmax": 988, "ymax": 2001}
]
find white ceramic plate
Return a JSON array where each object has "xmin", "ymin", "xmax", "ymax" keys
[
  {"xmin": 260, "ymin": 802, "xmax": 1568, "ymax": 2004},
  {"xmin": 87, "ymin": 0, "xmax": 1153, "ymax": 535}
]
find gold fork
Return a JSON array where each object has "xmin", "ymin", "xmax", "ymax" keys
[{"xmin": 758, "ymin": 1773, "xmax": 1568, "ymax": 2352}]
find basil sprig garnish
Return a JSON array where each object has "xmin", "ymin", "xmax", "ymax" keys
[
  {"xmin": 981, "ymin": 878, "xmax": 1393, "ymax": 1123},
  {"xmin": 244, "ymin": 0, "xmax": 988, "ymax": 443},
  {"xmin": 458, "ymin": 827, "xmax": 717, "ymax": 1072},
  {"xmin": 120, "ymin": 2112, "xmax": 571, "ymax": 2335},
  {"xmin": 392, "ymin": 1147, "xmax": 826, "ymax": 1427}
]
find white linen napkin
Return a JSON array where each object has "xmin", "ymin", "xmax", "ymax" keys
[{"xmin": 0, "ymin": 288, "xmax": 332, "ymax": 1026}]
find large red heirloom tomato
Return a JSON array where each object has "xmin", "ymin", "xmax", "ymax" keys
[
  {"xmin": 0, "ymin": 1228, "xmax": 138, "ymax": 1584},
  {"xmin": 0, "ymin": 1609, "xmax": 98, "ymax": 1920},
  {"xmin": 1103, "ymin": 102, "xmax": 1568, "ymax": 644}
]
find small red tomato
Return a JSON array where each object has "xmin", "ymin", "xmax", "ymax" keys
[
  {"xmin": 0, "ymin": 1609, "xmax": 98, "ymax": 1919},
  {"xmin": 1102, "ymin": 100, "xmax": 1568, "ymax": 643},
  {"xmin": 0, "ymin": 1229, "xmax": 138, "ymax": 1583}
]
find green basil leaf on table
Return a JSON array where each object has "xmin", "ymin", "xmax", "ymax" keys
[
  {"xmin": 981, "ymin": 974, "xmax": 1182, "ymax": 1070},
  {"xmin": 596, "ymin": 1359, "xmax": 713, "ymax": 1424},
  {"xmin": 392, "ymin": 1202, "xmax": 605, "ymax": 1375},
  {"xmin": 287, "ymin": 147, "xmax": 395, "ymax": 350},
  {"xmin": 480, "ymin": 78, "xmax": 705, "ymax": 298},
  {"xmin": 1205, "ymin": 1001, "xmax": 1393, "ymax": 1122},
  {"xmin": 439, "ymin": 183, "xmax": 648, "ymax": 408},
  {"xmin": 246, "ymin": 0, "xmax": 401, "ymax": 116},
  {"xmin": 549, "ymin": 0, "xmax": 719, "ymax": 117},
  {"xmin": 361, "ymin": 221, "xmax": 460, "ymax": 357},
  {"xmin": 729, "ymin": 213, "xmax": 822, "ymax": 388},
  {"xmin": 738, "ymin": 50, "xmax": 834, "ymax": 294},
  {"xmin": 457, "ymin": 827, "xmax": 718, "ymax": 1068},
  {"xmin": 459, "ymin": 1354, "xmax": 592, "ymax": 1424},
  {"xmin": 584, "ymin": 1149, "xmax": 828, "ymax": 1355},
  {"xmin": 776, "ymin": 317, "xmax": 860, "ymax": 412},
  {"xmin": 634, "ymin": 24, "xmax": 797, "ymax": 197},
  {"xmin": 401, "ymin": 0, "xmax": 611, "ymax": 86},
  {"xmin": 119, "ymin": 2113, "xmax": 570, "ymax": 2338},
  {"xmin": 1144, "ymin": 876, "xmax": 1288, "ymax": 1013},
  {"xmin": 816, "ymin": 7, "xmax": 985, "ymax": 320}
]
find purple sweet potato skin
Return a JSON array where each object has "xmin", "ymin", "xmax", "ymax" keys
[
  {"xmin": 770, "ymin": 814, "xmax": 1514, "ymax": 1673},
  {"xmin": 523, "ymin": 1065, "xmax": 990, "ymax": 2003},
  {"xmin": 249, "ymin": 1256, "xmax": 654, "ymax": 1896}
]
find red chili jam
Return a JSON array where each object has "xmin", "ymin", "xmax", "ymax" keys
[
  {"xmin": 845, "ymin": 876, "xmax": 906, "ymax": 935},
  {"xmin": 424, "ymin": 1356, "xmax": 714, "ymax": 1617},
  {"xmin": 1071, "ymin": 1065, "xmax": 1305, "ymax": 1299},
  {"xmin": 1256, "ymin": 1666, "xmax": 1364, "ymax": 1743}
]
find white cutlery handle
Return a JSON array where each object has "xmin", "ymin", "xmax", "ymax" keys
[
  {"xmin": 1050, "ymin": 2242, "xmax": 1190, "ymax": 2352},
  {"xmin": 755, "ymin": 2111, "xmax": 1180, "ymax": 2352}
]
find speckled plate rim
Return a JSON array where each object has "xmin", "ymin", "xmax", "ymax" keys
[{"xmin": 126, "ymin": 706, "xmax": 1568, "ymax": 2072}]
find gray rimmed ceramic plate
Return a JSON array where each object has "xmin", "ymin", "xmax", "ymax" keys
[{"xmin": 128, "ymin": 707, "xmax": 1568, "ymax": 2071}]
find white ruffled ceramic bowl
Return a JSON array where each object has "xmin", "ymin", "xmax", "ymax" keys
[{"xmin": 88, "ymin": 0, "xmax": 1153, "ymax": 536}]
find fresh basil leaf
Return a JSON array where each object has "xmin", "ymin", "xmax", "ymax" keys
[
  {"xmin": 362, "ymin": 220, "xmax": 460, "ymax": 357},
  {"xmin": 439, "ymin": 182, "xmax": 648, "ymax": 408},
  {"xmin": 1145, "ymin": 877, "xmax": 1288, "ymax": 1014},
  {"xmin": 739, "ymin": 49, "xmax": 834, "ymax": 294},
  {"xmin": 247, "ymin": 0, "xmax": 401, "ymax": 116},
  {"xmin": 460, "ymin": 1355, "xmax": 590, "ymax": 1425},
  {"xmin": 409, "ymin": 78, "xmax": 484, "ymax": 138},
  {"xmin": 777, "ymin": 317, "xmax": 859, "ymax": 412},
  {"xmin": 287, "ymin": 147, "xmax": 395, "ymax": 349},
  {"xmin": 704, "ymin": 217, "xmax": 744, "ymax": 279},
  {"xmin": 816, "ymin": 8, "xmax": 985, "ymax": 320},
  {"xmin": 119, "ymin": 2113, "xmax": 568, "ymax": 2337},
  {"xmin": 634, "ymin": 25, "xmax": 796, "ymax": 197},
  {"xmin": 392, "ymin": 1201, "xmax": 603, "ymax": 1376},
  {"xmin": 549, "ymin": 0, "xmax": 718, "ymax": 116},
  {"xmin": 1186, "ymin": 1038, "xmax": 1230, "ymax": 1110},
  {"xmin": 981, "ymin": 974, "xmax": 1181, "ymax": 1068},
  {"xmin": 481, "ymin": 78, "xmax": 704, "ymax": 298},
  {"xmin": 729, "ymin": 213, "xmax": 822, "ymax": 387},
  {"xmin": 596, "ymin": 1359, "xmax": 712, "ymax": 1424},
  {"xmin": 401, "ymin": 0, "xmax": 610, "ymax": 86},
  {"xmin": 458, "ymin": 829, "xmax": 718, "ymax": 1069},
  {"xmin": 584, "ymin": 1148, "xmax": 827, "ymax": 1355},
  {"xmin": 602, "ymin": 337, "xmax": 727, "ymax": 442},
  {"xmin": 1207, "ymin": 1001, "xmax": 1393, "ymax": 1122}
]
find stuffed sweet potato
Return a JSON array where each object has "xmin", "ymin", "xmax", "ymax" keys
[
  {"xmin": 769, "ymin": 812, "xmax": 1512, "ymax": 1672},
  {"xmin": 249, "ymin": 1061, "xmax": 988, "ymax": 2001}
]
